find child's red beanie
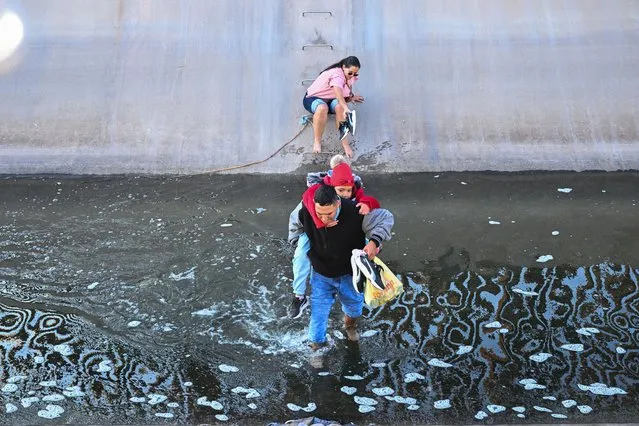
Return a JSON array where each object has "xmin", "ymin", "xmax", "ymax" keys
[{"xmin": 330, "ymin": 163, "xmax": 354, "ymax": 187}]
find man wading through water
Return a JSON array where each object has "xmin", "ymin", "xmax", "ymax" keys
[{"xmin": 288, "ymin": 184, "xmax": 394, "ymax": 350}]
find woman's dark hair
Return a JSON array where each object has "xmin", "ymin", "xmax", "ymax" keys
[
  {"xmin": 321, "ymin": 56, "xmax": 361, "ymax": 74},
  {"xmin": 314, "ymin": 184, "xmax": 340, "ymax": 206}
]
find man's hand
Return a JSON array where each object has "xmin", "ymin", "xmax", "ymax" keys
[
  {"xmin": 325, "ymin": 219, "xmax": 339, "ymax": 228},
  {"xmin": 352, "ymin": 95, "xmax": 365, "ymax": 103},
  {"xmin": 363, "ymin": 240, "xmax": 377, "ymax": 260},
  {"xmin": 356, "ymin": 203, "xmax": 370, "ymax": 215}
]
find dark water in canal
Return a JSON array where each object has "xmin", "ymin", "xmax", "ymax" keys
[{"xmin": 0, "ymin": 173, "xmax": 637, "ymax": 425}]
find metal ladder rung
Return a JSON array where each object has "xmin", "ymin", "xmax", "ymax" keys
[
  {"xmin": 302, "ymin": 11, "xmax": 332, "ymax": 17},
  {"xmin": 302, "ymin": 44, "xmax": 333, "ymax": 51}
]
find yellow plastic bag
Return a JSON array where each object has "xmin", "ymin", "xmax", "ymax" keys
[{"xmin": 364, "ymin": 257, "xmax": 404, "ymax": 308}]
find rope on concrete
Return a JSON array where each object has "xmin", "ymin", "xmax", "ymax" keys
[{"xmin": 201, "ymin": 121, "xmax": 310, "ymax": 174}]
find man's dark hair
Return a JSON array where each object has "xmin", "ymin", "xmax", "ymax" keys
[{"xmin": 314, "ymin": 184, "xmax": 340, "ymax": 206}]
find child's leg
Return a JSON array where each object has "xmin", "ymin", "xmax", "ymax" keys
[{"xmin": 291, "ymin": 233, "xmax": 311, "ymax": 296}]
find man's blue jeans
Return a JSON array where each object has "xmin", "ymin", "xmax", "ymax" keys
[{"xmin": 308, "ymin": 270, "xmax": 364, "ymax": 344}]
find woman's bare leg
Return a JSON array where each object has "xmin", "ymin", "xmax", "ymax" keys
[
  {"xmin": 334, "ymin": 104, "xmax": 347, "ymax": 129},
  {"xmin": 312, "ymin": 104, "xmax": 329, "ymax": 153},
  {"xmin": 341, "ymin": 139, "xmax": 353, "ymax": 158}
]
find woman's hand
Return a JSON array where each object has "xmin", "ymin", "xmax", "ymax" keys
[{"xmin": 352, "ymin": 95, "xmax": 365, "ymax": 103}]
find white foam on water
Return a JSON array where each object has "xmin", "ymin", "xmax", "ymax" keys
[
  {"xmin": 536, "ymin": 255, "xmax": 554, "ymax": 263},
  {"xmin": 561, "ymin": 343, "xmax": 584, "ymax": 352},
  {"xmin": 577, "ymin": 405, "xmax": 593, "ymax": 414},
  {"xmin": 513, "ymin": 288, "xmax": 539, "ymax": 296},
  {"xmin": 87, "ymin": 282, "xmax": 99, "ymax": 290},
  {"xmin": 428, "ymin": 358, "xmax": 453, "ymax": 368},
  {"xmin": 155, "ymin": 413, "xmax": 174, "ymax": 418},
  {"xmin": 358, "ymin": 405, "xmax": 375, "ymax": 413},
  {"xmin": 344, "ymin": 374, "xmax": 365, "ymax": 381},
  {"xmin": 519, "ymin": 378, "xmax": 538, "ymax": 385},
  {"xmin": 474, "ymin": 410, "xmax": 488, "ymax": 420},
  {"xmin": 404, "ymin": 372, "xmax": 425, "ymax": 383},
  {"xmin": 42, "ymin": 393, "xmax": 65, "ymax": 402},
  {"xmin": 130, "ymin": 396, "xmax": 145, "ymax": 403},
  {"xmin": 529, "ymin": 353, "xmax": 552, "ymax": 363},
  {"xmin": 215, "ymin": 414, "xmax": 229, "ymax": 421},
  {"xmin": 386, "ymin": 396, "xmax": 417, "ymax": 405},
  {"xmin": 434, "ymin": 399, "xmax": 451, "ymax": 409},
  {"xmin": 562, "ymin": 399, "xmax": 577, "ymax": 408},
  {"xmin": 333, "ymin": 330, "xmax": 345, "ymax": 340},
  {"xmin": 127, "ymin": 321, "xmax": 141, "ymax": 328},
  {"xmin": 616, "ymin": 346, "xmax": 627, "ymax": 354},
  {"xmin": 354, "ymin": 396, "xmax": 378, "ymax": 406},
  {"xmin": 557, "ymin": 188, "xmax": 573, "ymax": 193},
  {"xmin": 21, "ymin": 397, "xmax": 39, "ymax": 407},
  {"xmin": 576, "ymin": 328, "xmax": 597, "ymax": 336},
  {"xmin": 361, "ymin": 329, "xmax": 379, "ymax": 338},
  {"xmin": 407, "ymin": 404, "xmax": 420, "ymax": 410},
  {"xmin": 517, "ymin": 414, "xmax": 525, "ymax": 418},
  {"xmin": 488, "ymin": 221, "xmax": 501, "ymax": 225},
  {"xmin": 147, "ymin": 394, "xmax": 167, "ymax": 405},
  {"xmin": 301, "ymin": 402, "xmax": 316, "ymax": 412},
  {"xmin": 7, "ymin": 375, "xmax": 26, "ymax": 383},
  {"xmin": 340, "ymin": 386, "xmax": 357, "ymax": 395},
  {"xmin": 245, "ymin": 389, "xmax": 260, "ymax": 398},
  {"xmin": 197, "ymin": 397, "xmax": 223, "ymax": 410},
  {"xmin": 167, "ymin": 402, "xmax": 179, "ymax": 408},
  {"xmin": 543, "ymin": 396, "xmax": 557, "ymax": 401},
  {"xmin": 370, "ymin": 362, "xmax": 387, "ymax": 368},
  {"xmin": 578, "ymin": 383, "xmax": 627, "ymax": 396},
  {"xmin": 484, "ymin": 321, "xmax": 502, "ymax": 328},
  {"xmin": 487, "ymin": 404, "xmax": 505, "ymax": 413},
  {"xmin": 53, "ymin": 344, "xmax": 73, "ymax": 356},
  {"xmin": 286, "ymin": 403, "xmax": 301, "ymax": 411},
  {"xmin": 290, "ymin": 363, "xmax": 301, "ymax": 369},
  {"xmin": 456, "ymin": 345, "xmax": 473, "ymax": 355},
  {"xmin": 1, "ymin": 384, "xmax": 18, "ymax": 393},
  {"xmin": 218, "ymin": 364, "xmax": 239, "ymax": 373},
  {"xmin": 169, "ymin": 267, "xmax": 196, "ymax": 281},
  {"xmin": 96, "ymin": 360, "xmax": 113, "ymax": 373},
  {"xmin": 39, "ymin": 380, "xmax": 57, "ymax": 387},
  {"xmin": 512, "ymin": 406, "xmax": 526, "ymax": 413},
  {"xmin": 248, "ymin": 403, "xmax": 257, "ymax": 409},
  {"xmin": 551, "ymin": 413, "xmax": 568, "ymax": 419},
  {"xmin": 533, "ymin": 406, "xmax": 552, "ymax": 412},
  {"xmin": 37, "ymin": 404, "xmax": 64, "ymax": 419},
  {"xmin": 372, "ymin": 387, "xmax": 394, "ymax": 396},
  {"xmin": 6, "ymin": 403, "xmax": 18, "ymax": 413},
  {"xmin": 192, "ymin": 307, "xmax": 217, "ymax": 316},
  {"xmin": 525, "ymin": 383, "xmax": 546, "ymax": 390}
]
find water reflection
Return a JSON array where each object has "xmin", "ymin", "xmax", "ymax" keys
[{"xmin": 1, "ymin": 220, "xmax": 637, "ymax": 424}]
